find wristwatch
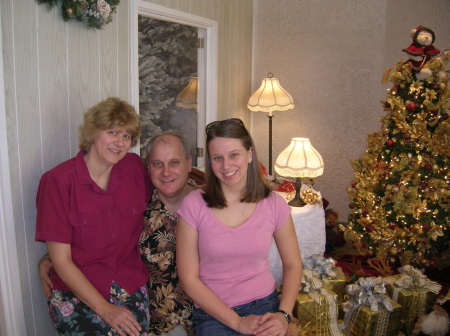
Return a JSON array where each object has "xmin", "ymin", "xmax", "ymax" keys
[{"xmin": 276, "ymin": 309, "xmax": 291, "ymax": 323}]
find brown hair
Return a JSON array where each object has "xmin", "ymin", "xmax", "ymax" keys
[
  {"xmin": 78, "ymin": 97, "xmax": 141, "ymax": 152},
  {"xmin": 203, "ymin": 119, "xmax": 271, "ymax": 208}
]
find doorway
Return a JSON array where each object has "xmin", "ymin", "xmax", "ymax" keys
[{"xmin": 134, "ymin": 1, "xmax": 218, "ymax": 168}]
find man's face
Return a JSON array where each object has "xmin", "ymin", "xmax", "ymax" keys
[{"xmin": 147, "ymin": 135, "xmax": 192, "ymax": 199}]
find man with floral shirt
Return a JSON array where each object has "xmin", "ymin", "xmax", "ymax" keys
[{"xmin": 141, "ymin": 132, "xmax": 198, "ymax": 336}]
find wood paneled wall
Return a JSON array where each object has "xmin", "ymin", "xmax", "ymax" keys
[{"xmin": 0, "ymin": 0, "xmax": 253, "ymax": 334}]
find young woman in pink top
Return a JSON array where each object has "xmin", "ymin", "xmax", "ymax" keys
[{"xmin": 176, "ymin": 118, "xmax": 302, "ymax": 336}]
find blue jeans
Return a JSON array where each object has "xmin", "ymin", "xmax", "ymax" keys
[{"xmin": 193, "ymin": 290, "xmax": 279, "ymax": 336}]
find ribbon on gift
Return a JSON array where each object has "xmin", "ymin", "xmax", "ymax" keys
[
  {"xmin": 386, "ymin": 265, "xmax": 441, "ymax": 335},
  {"xmin": 394, "ymin": 265, "xmax": 441, "ymax": 295},
  {"xmin": 302, "ymin": 270, "xmax": 341, "ymax": 336},
  {"xmin": 303, "ymin": 254, "xmax": 337, "ymax": 280},
  {"xmin": 340, "ymin": 277, "xmax": 393, "ymax": 336}
]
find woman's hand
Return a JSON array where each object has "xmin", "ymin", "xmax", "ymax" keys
[
  {"xmin": 95, "ymin": 302, "xmax": 142, "ymax": 336},
  {"xmin": 38, "ymin": 253, "xmax": 53, "ymax": 299},
  {"xmin": 253, "ymin": 312, "xmax": 289, "ymax": 336},
  {"xmin": 234, "ymin": 315, "xmax": 261, "ymax": 335},
  {"xmin": 47, "ymin": 241, "xmax": 142, "ymax": 336}
]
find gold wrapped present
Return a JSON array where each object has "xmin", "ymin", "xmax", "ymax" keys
[
  {"xmin": 303, "ymin": 255, "xmax": 346, "ymax": 304},
  {"xmin": 341, "ymin": 277, "xmax": 401, "ymax": 336},
  {"xmin": 293, "ymin": 269, "xmax": 342, "ymax": 336},
  {"xmin": 322, "ymin": 267, "xmax": 346, "ymax": 304},
  {"xmin": 293, "ymin": 291, "xmax": 341, "ymax": 335},
  {"xmin": 341, "ymin": 300, "xmax": 401, "ymax": 336},
  {"xmin": 384, "ymin": 266, "xmax": 441, "ymax": 336}
]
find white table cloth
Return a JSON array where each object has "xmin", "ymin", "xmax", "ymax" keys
[{"xmin": 269, "ymin": 192, "xmax": 326, "ymax": 285}]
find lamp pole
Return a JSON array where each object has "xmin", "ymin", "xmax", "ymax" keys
[{"xmin": 268, "ymin": 113, "xmax": 273, "ymax": 176}]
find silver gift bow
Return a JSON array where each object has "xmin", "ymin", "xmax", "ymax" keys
[
  {"xmin": 394, "ymin": 265, "xmax": 441, "ymax": 294},
  {"xmin": 344, "ymin": 277, "xmax": 393, "ymax": 313},
  {"xmin": 303, "ymin": 254, "xmax": 337, "ymax": 280}
]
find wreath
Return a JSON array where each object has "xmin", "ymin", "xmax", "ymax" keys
[{"xmin": 36, "ymin": 0, "xmax": 120, "ymax": 30}]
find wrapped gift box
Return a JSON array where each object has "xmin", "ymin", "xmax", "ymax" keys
[
  {"xmin": 293, "ymin": 289, "xmax": 341, "ymax": 335},
  {"xmin": 385, "ymin": 273, "xmax": 440, "ymax": 335},
  {"xmin": 342, "ymin": 299, "xmax": 401, "ymax": 336},
  {"xmin": 322, "ymin": 266, "xmax": 346, "ymax": 304}
]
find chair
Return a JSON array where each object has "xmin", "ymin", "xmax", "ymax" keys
[{"xmin": 189, "ymin": 168, "xmax": 205, "ymax": 186}]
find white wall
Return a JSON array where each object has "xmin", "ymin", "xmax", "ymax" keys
[{"xmin": 251, "ymin": 0, "xmax": 450, "ymax": 220}]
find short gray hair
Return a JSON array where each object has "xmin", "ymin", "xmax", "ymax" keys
[{"xmin": 146, "ymin": 131, "xmax": 191, "ymax": 159}]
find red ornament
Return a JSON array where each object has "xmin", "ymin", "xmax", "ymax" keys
[
  {"xmin": 386, "ymin": 139, "xmax": 394, "ymax": 147},
  {"xmin": 376, "ymin": 163, "xmax": 383, "ymax": 168},
  {"xmin": 420, "ymin": 181, "xmax": 428, "ymax": 189},
  {"xmin": 430, "ymin": 260, "xmax": 436, "ymax": 266},
  {"xmin": 430, "ymin": 109, "xmax": 438, "ymax": 116},
  {"xmin": 351, "ymin": 182, "xmax": 358, "ymax": 188},
  {"xmin": 349, "ymin": 202, "xmax": 355, "ymax": 209},
  {"xmin": 424, "ymin": 164, "xmax": 433, "ymax": 172},
  {"xmin": 403, "ymin": 132, "xmax": 411, "ymax": 140},
  {"xmin": 362, "ymin": 211, "xmax": 369, "ymax": 217},
  {"xmin": 384, "ymin": 101, "xmax": 391, "ymax": 109},
  {"xmin": 407, "ymin": 102, "xmax": 418, "ymax": 111},
  {"xmin": 422, "ymin": 224, "xmax": 430, "ymax": 231},
  {"xmin": 442, "ymin": 113, "xmax": 449, "ymax": 120}
]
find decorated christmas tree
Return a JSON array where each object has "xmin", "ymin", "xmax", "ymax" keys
[{"xmin": 345, "ymin": 26, "xmax": 450, "ymax": 270}]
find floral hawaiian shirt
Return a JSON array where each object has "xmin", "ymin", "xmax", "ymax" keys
[{"xmin": 140, "ymin": 180, "xmax": 196, "ymax": 336}]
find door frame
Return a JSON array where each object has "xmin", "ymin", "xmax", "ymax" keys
[{"xmin": 131, "ymin": 1, "xmax": 218, "ymax": 166}]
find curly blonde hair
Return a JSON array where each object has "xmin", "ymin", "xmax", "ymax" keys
[{"xmin": 78, "ymin": 97, "xmax": 141, "ymax": 151}]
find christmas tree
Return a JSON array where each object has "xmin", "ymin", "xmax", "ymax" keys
[{"xmin": 345, "ymin": 27, "xmax": 450, "ymax": 270}]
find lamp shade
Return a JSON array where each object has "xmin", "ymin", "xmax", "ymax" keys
[
  {"xmin": 247, "ymin": 75, "xmax": 294, "ymax": 114},
  {"xmin": 176, "ymin": 77, "xmax": 198, "ymax": 109},
  {"xmin": 274, "ymin": 138, "xmax": 324, "ymax": 178}
]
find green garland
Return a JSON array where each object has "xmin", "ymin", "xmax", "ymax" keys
[{"xmin": 36, "ymin": 0, "xmax": 120, "ymax": 29}]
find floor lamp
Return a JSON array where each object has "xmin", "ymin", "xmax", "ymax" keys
[{"xmin": 247, "ymin": 73, "xmax": 295, "ymax": 175}]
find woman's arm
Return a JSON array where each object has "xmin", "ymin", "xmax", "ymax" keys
[
  {"xmin": 255, "ymin": 215, "xmax": 302, "ymax": 335},
  {"xmin": 274, "ymin": 215, "xmax": 302, "ymax": 314},
  {"xmin": 46, "ymin": 241, "xmax": 142, "ymax": 336},
  {"xmin": 176, "ymin": 217, "xmax": 261, "ymax": 334},
  {"xmin": 38, "ymin": 253, "xmax": 53, "ymax": 299}
]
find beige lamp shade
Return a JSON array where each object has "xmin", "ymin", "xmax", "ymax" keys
[
  {"xmin": 247, "ymin": 75, "xmax": 294, "ymax": 115},
  {"xmin": 274, "ymin": 138, "xmax": 324, "ymax": 178},
  {"xmin": 176, "ymin": 77, "xmax": 198, "ymax": 109}
]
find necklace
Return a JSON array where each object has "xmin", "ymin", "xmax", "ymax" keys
[{"xmin": 241, "ymin": 203, "xmax": 247, "ymax": 216}]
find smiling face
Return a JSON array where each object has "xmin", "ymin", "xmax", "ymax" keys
[
  {"xmin": 87, "ymin": 126, "xmax": 132, "ymax": 167},
  {"xmin": 208, "ymin": 137, "xmax": 252, "ymax": 190},
  {"xmin": 147, "ymin": 135, "xmax": 192, "ymax": 199}
]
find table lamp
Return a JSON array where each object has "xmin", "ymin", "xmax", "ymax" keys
[
  {"xmin": 274, "ymin": 138, "xmax": 324, "ymax": 207},
  {"xmin": 247, "ymin": 73, "xmax": 294, "ymax": 175}
]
